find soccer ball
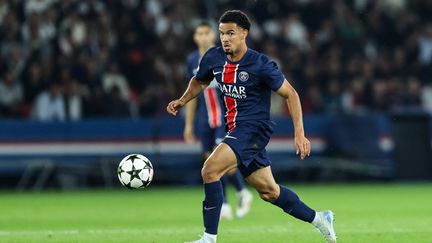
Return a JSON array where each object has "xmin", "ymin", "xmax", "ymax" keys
[{"xmin": 117, "ymin": 154, "xmax": 154, "ymax": 189}]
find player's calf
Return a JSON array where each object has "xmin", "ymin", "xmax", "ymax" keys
[
  {"xmin": 271, "ymin": 185, "xmax": 315, "ymax": 222},
  {"xmin": 202, "ymin": 181, "xmax": 224, "ymax": 235}
]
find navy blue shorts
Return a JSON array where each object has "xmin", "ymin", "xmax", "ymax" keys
[
  {"xmin": 222, "ymin": 120, "xmax": 274, "ymax": 178},
  {"xmin": 199, "ymin": 124, "xmax": 226, "ymax": 152}
]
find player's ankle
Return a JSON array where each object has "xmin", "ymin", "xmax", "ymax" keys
[{"xmin": 311, "ymin": 211, "xmax": 320, "ymax": 226}]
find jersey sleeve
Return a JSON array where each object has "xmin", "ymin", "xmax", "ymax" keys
[
  {"xmin": 195, "ymin": 49, "xmax": 215, "ymax": 83},
  {"xmin": 260, "ymin": 55, "xmax": 285, "ymax": 91}
]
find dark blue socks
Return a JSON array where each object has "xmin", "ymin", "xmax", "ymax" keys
[
  {"xmin": 203, "ymin": 181, "xmax": 224, "ymax": 234},
  {"xmin": 272, "ymin": 185, "xmax": 316, "ymax": 223}
]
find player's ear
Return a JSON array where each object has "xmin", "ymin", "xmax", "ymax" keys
[{"xmin": 241, "ymin": 28, "xmax": 248, "ymax": 40}]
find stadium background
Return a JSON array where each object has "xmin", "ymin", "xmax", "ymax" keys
[{"xmin": 0, "ymin": 0, "xmax": 431, "ymax": 242}]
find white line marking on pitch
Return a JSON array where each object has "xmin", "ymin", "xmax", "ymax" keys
[{"xmin": 0, "ymin": 226, "xmax": 430, "ymax": 237}]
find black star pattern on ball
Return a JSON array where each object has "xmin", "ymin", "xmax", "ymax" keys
[
  {"xmin": 127, "ymin": 154, "xmax": 140, "ymax": 163},
  {"xmin": 118, "ymin": 154, "xmax": 153, "ymax": 189},
  {"xmin": 128, "ymin": 169, "xmax": 141, "ymax": 181}
]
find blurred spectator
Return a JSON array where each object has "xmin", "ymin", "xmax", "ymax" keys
[
  {"xmin": 370, "ymin": 79, "xmax": 389, "ymax": 112},
  {"xmin": 102, "ymin": 62, "xmax": 129, "ymax": 101},
  {"xmin": 283, "ymin": 14, "xmax": 309, "ymax": 51},
  {"xmin": 387, "ymin": 77, "xmax": 404, "ymax": 108},
  {"xmin": 32, "ymin": 82, "xmax": 65, "ymax": 121},
  {"xmin": 422, "ymin": 83, "xmax": 432, "ymax": 113},
  {"xmin": 418, "ymin": 23, "xmax": 432, "ymax": 65},
  {"xmin": 403, "ymin": 77, "xmax": 422, "ymax": 106},
  {"xmin": 342, "ymin": 78, "xmax": 366, "ymax": 113},
  {"xmin": 0, "ymin": 0, "xmax": 432, "ymax": 119},
  {"xmin": 25, "ymin": 0, "xmax": 54, "ymax": 16},
  {"xmin": 0, "ymin": 70, "xmax": 23, "ymax": 117},
  {"xmin": 82, "ymin": 85, "xmax": 105, "ymax": 118},
  {"xmin": 22, "ymin": 62, "xmax": 46, "ymax": 104},
  {"xmin": 139, "ymin": 83, "xmax": 159, "ymax": 117},
  {"xmin": 57, "ymin": 67, "xmax": 82, "ymax": 120},
  {"xmin": 0, "ymin": 1, "xmax": 8, "ymax": 25},
  {"xmin": 63, "ymin": 79, "xmax": 82, "ymax": 121},
  {"xmin": 324, "ymin": 80, "xmax": 343, "ymax": 114},
  {"xmin": 104, "ymin": 85, "xmax": 130, "ymax": 117},
  {"xmin": 303, "ymin": 85, "xmax": 324, "ymax": 114}
]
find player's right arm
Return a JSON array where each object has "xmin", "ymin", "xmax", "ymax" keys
[
  {"xmin": 260, "ymin": 54, "xmax": 310, "ymax": 160},
  {"xmin": 275, "ymin": 79, "xmax": 311, "ymax": 160},
  {"xmin": 167, "ymin": 76, "xmax": 208, "ymax": 116}
]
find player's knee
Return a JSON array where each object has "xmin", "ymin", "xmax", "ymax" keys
[
  {"xmin": 258, "ymin": 187, "xmax": 279, "ymax": 202},
  {"xmin": 201, "ymin": 165, "xmax": 220, "ymax": 183}
]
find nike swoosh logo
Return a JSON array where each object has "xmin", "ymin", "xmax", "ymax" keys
[
  {"xmin": 213, "ymin": 71, "xmax": 221, "ymax": 75},
  {"xmin": 225, "ymin": 135, "xmax": 237, "ymax": 140},
  {"xmin": 204, "ymin": 206, "xmax": 217, "ymax": 210}
]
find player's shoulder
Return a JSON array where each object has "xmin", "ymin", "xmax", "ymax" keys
[
  {"xmin": 242, "ymin": 49, "xmax": 272, "ymax": 70},
  {"xmin": 245, "ymin": 48, "xmax": 270, "ymax": 63}
]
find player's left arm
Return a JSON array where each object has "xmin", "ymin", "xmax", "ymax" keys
[{"xmin": 275, "ymin": 79, "xmax": 311, "ymax": 160}]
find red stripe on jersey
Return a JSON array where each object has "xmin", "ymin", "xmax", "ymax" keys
[
  {"xmin": 213, "ymin": 90, "xmax": 222, "ymax": 127},
  {"xmin": 204, "ymin": 88, "xmax": 221, "ymax": 128},
  {"xmin": 222, "ymin": 63, "xmax": 239, "ymax": 132}
]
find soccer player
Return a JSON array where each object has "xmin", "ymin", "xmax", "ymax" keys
[
  {"xmin": 184, "ymin": 22, "xmax": 253, "ymax": 220},
  {"xmin": 167, "ymin": 10, "xmax": 336, "ymax": 243}
]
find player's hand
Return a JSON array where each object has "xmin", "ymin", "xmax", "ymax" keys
[
  {"xmin": 184, "ymin": 125, "xmax": 197, "ymax": 144},
  {"xmin": 166, "ymin": 99, "xmax": 185, "ymax": 116},
  {"xmin": 294, "ymin": 134, "xmax": 311, "ymax": 160}
]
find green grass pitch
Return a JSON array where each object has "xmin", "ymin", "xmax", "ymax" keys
[{"xmin": 1, "ymin": 184, "xmax": 431, "ymax": 242}]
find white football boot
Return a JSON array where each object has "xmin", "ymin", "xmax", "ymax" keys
[
  {"xmin": 313, "ymin": 210, "xmax": 337, "ymax": 243},
  {"xmin": 184, "ymin": 233, "xmax": 217, "ymax": 243},
  {"xmin": 220, "ymin": 202, "xmax": 233, "ymax": 220},
  {"xmin": 236, "ymin": 189, "xmax": 253, "ymax": 218}
]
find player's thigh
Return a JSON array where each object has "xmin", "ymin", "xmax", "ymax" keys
[
  {"xmin": 203, "ymin": 142, "xmax": 238, "ymax": 176},
  {"xmin": 245, "ymin": 166, "xmax": 279, "ymax": 195}
]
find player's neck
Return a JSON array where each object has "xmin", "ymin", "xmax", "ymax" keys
[
  {"xmin": 199, "ymin": 45, "xmax": 214, "ymax": 56},
  {"xmin": 227, "ymin": 45, "xmax": 248, "ymax": 62}
]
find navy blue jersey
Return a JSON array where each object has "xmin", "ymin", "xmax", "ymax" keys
[
  {"xmin": 195, "ymin": 47, "xmax": 285, "ymax": 132},
  {"xmin": 186, "ymin": 50, "xmax": 224, "ymax": 129}
]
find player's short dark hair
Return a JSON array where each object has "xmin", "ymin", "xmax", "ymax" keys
[{"xmin": 219, "ymin": 10, "xmax": 251, "ymax": 31}]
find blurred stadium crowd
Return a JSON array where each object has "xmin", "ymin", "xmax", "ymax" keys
[{"xmin": 0, "ymin": 0, "xmax": 432, "ymax": 121}]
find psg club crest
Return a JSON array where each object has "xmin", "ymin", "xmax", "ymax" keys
[{"xmin": 238, "ymin": 71, "xmax": 249, "ymax": 82}]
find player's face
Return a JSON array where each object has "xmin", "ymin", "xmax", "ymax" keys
[
  {"xmin": 194, "ymin": 26, "xmax": 215, "ymax": 48},
  {"xmin": 219, "ymin": 23, "xmax": 248, "ymax": 55}
]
